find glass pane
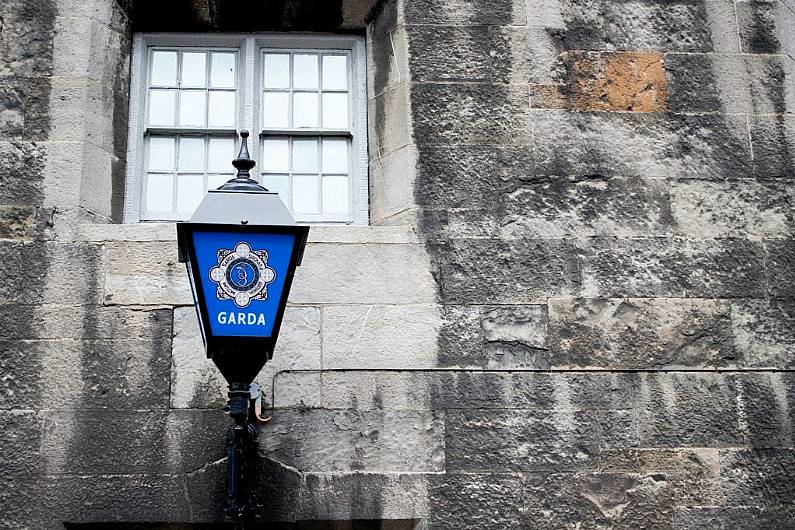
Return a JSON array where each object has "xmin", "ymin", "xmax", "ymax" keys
[
  {"xmin": 208, "ymin": 138, "xmax": 235, "ymax": 173},
  {"xmin": 207, "ymin": 174, "xmax": 229, "ymax": 190},
  {"xmin": 293, "ymin": 54, "xmax": 319, "ymax": 89},
  {"xmin": 263, "ymin": 92, "xmax": 289, "ymax": 128},
  {"xmin": 179, "ymin": 91, "xmax": 206, "ymax": 127},
  {"xmin": 292, "ymin": 138, "xmax": 318, "ymax": 173},
  {"xmin": 263, "ymin": 174, "xmax": 289, "ymax": 207},
  {"xmin": 210, "ymin": 53, "xmax": 236, "ymax": 88},
  {"xmin": 151, "ymin": 51, "xmax": 177, "ymax": 86},
  {"xmin": 322, "ymin": 55, "xmax": 347, "ymax": 90},
  {"xmin": 293, "ymin": 93, "xmax": 319, "ymax": 128},
  {"xmin": 322, "ymin": 93, "xmax": 348, "ymax": 129},
  {"xmin": 181, "ymin": 52, "xmax": 207, "ymax": 87},
  {"xmin": 148, "ymin": 137, "xmax": 175, "ymax": 171},
  {"xmin": 148, "ymin": 90, "xmax": 176, "ymax": 126},
  {"xmin": 146, "ymin": 173, "xmax": 173, "ymax": 212},
  {"xmin": 178, "ymin": 137, "xmax": 205, "ymax": 172},
  {"xmin": 262, "ymin": 138, "xmax": 289, "ymax": 172},
  {"xmin": 263, "ymin": 54, "xmax": 290, "ymax": 89},
  {"xmin": 322, "ymin": 138, "xmax": 348, "ymax": 174},
  {"xmin": 323, "ymin": 175, "xmax": 349, "ymax": 214},
  {"xmin": 176, "ymin": 174, "xmax": 204, "ymax": 213},
  {"xmin": 293, "ymin": 175, "xmax": 319, "ymax": 214},
  {"xmin": 208, "ymin": 91, "xmax": 235, "ymax": 127}
]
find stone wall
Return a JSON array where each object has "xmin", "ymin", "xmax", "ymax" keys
[{"xmin": 0, "ymin": 0, "xmax": 794, "ymax": 528}]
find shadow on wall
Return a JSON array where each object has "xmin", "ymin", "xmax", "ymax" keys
[{"xmin": 64, "ymin": 521, "xmax": 421, "ymax": 530}]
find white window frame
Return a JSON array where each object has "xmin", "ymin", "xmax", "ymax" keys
[{"xmin": 123, "ymin": 32, "xmax": 368, "ymax": 225}]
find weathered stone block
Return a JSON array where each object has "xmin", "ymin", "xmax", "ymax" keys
[
  {"xmin": 290, "ymin": 243, "xmax": 437, "ymax": 305},
  {"xmin": 0, "ymin": 411, "xmax": 42, "ymax": 478},
  {"xmin": 671, "ymin": 178, "xmax": 794, "ymax": 238},
  {"xmin": 438, "ymin": 238, "xmax": 580, "ymax": 304},
  {"xmin": 103, "ymin": 241, "xmax": 192, "ymax": 305},
  {"xmin": 414, "ymin": 144, "xmax": 534, "ymax": 211},
  {"xmin": 734, "ymin": 373, "xmax": 793, "ymax": 448},
  {"xmin": 260, "ymin": 409, "xmax": 445, "ymax": 473},
  {"xmin": 675, "ymin": 506, "xmax": 795, "ymax": 530},
  {"xmin": 0, "ymin": 0, "xmax": 57, "ymax": 77},
  {"xmin": 437, "ymin": 304, "xmax": 484, "ymax": 367},
  {"xmin": 750, "ymin": 114, "xmax": 795, "ymax": 177},
  {"xmin": 369, "ymin": 144, "xmax": 417, "ymax": 224},
  {"xmin": 41, "ymin": 410, "xmax": 170, "ymax": 475},
  {"xmin": 368, "ymin": 20, "xmax": 407, "ymax": 98},
  {"xmin": 481, "ymin": 304, "xmax": 549, "ymax": 368},
  {"xmin": 411, "ymin": 83, "xmax": 532, "ymax": 146},
  {"xmin": 523, "ymin": 472, "xmax": 676, "ymax": 529},
  {"xmin": 368, "ymin": 83, "xmax": 412, "ymax": 159},
  {"xmin": 579, "ymin": 238, "xmax": 766, "ymax": 298},
  {"xmin": 170, "ymin": 306, "xmax": 226, "ymax": 409},
  {"xmin": 299, "ymin": 473, "xmax": 429, "ymax": 522},
  {"xmin": 445, "ymin": 409, "xmax": 600, "ymax": 472},
  {"xmin": 533, "ymin": 111, "xmax": 752, "ymax": 178},
  {"xmin": 0, "ymin": 140, "xmax": 47, "ymax": 205},
  {"xmin": 736, "ymin": 0, "xmax": 795, "ymax": 56},
  {"xmin": 404, "ymin": 0, "xmax": 526, "ymax": 25},
  {"xmin": 322, "ymin": 304, "xmax": 440, "ymax": 369},
  {"xmin": 427, "ymin": 473, "xmax": 522, "ymax": 530},
  {"xmin": 731, "ymin": 299, "xmax": 795, "ymax": 368},
  {"xmin": 719, "ymin": 448, "xmax": 795, "ymax": 507},
  {"xmin": 549, "ymin": 298, "xmax": 736, "ymax": 369},
  {"xmin": 634, "ymin": 373, "xmax": 743, "ymax": 447},
  {"xmin": 499, "ymin": 176, "xmax": 672, "ymax": 238},
  {"xmin": 666, "ymin": 53, "xmax": 795, "ymax": 114},
  {"xmin": 43, "ymin": 474, "xmax": 192, "ymax": 524},
  {"xmin": 765, "ymin": 239, "xmax": 795, "ymax": 298},
  {"xmin": 0, "ymin": 205, "xmax": 54, "ymax": 239},
  {"xmin": 558, "ymin": 0, "xmax": 739, "ymax": 52},
  {"xmin": 408, "ymin": 26, "xmax": 508, "ymax": 83}
]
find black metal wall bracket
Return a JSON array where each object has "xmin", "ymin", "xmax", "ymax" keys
[{"xmin": 226, "ymin": 382, "xmax": 260, "ymax": 520}]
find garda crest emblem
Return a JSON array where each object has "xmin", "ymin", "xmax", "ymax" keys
[{"xmin": 209, "ymin": 242, "xmax": 276, "ymax": 308}]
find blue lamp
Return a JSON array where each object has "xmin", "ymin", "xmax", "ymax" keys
[{"xmin": 176, "ymin": 130, "xmax": 308, "ymax": 519}]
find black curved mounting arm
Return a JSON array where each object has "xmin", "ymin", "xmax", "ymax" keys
[{"xmin": 226, "ymin": 382, "xmax": 259, "ymax": 520}]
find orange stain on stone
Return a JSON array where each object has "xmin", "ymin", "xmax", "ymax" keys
[{"xmin": 533, "ymin": 51, "xmax": 668, "ymax": 112}]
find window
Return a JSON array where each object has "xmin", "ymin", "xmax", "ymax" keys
[{"xmin": 124, "ymin": 34, "xmax": 368, "ymax": 224}]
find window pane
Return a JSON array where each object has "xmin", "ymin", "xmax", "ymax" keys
[
  {"xmin": 178, "ymin": 137, "xmax": 205, "ymax": 172},
  {"xmin": 208, "ymin": 91, "xmax": 235, "ymax": 127},
  {"xmin": 323, "ymin": 175, "xmax": 349, "ymax": 213},
  {"xmin": 322, "ymin": 55, "xmax": 347, "ymax": 90},
  {"xmin": 263, "ymin": 174, "xmax": 289, "ymax": 207},
  {"xmin": 151, "ymin": 51, "xmax": 177, "ymax": 86},
  {"xmin": 148, "ymin": 137, "xmax": 175, "ymax": 171},
  {"xmin": 262, "ymin": 138, "xmax": 289, "ymax": 172},
  {"xmin": 207, "ymin": 174, "xmax": 229, "ymax": 190},
  {"xmin": 179, "ymin": 91, "xmax": 206, "ymax": 127},
  {"xmin": 293, "ymin": 54, "xmax": 318, "ymax": 89},
  {"xmin": 322, "ymin": 138, "xmax": 348, "ymax": 174},
  {"xmin": 293, "ymin": 93, "xmax": 319, "ymax": 128},
  {"xmin": 148, "ymin": 90, "xmax": 176, "ymax": 126},
  {"xmin": 181, "ymin": 52, "xmax": 207, "ymax": 87},
  {"xmin": 293, "ymin": 175, "xmax": 319, "ymax": 213},
  {"xmin": 208, "ymin": 138, "xmax": 235, "ymax": 173},
  {"xmin": 263, "ymin": 92, "xmax": 289, "ymax": 128},
  {"xmin": 292, "ymin": 138, "xmax": 318, "ymax": 173},
  {"xmin": 146, "ymin": 173, "xmax": 174, "ymax": 211},
  {"xmin": 210, "ymin": 53, "xmax": 236, "ymax": 88},
  {"xmin": 322, "ymin": 93, "xmax": 348, "ymax": 129},
  {"xmin": 263, "ymin": 54, "xmax": 290, "ymax": 89},
  {"xmin": 176, "ymin": 174, "xmax": 204, "ymax": 212}
]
